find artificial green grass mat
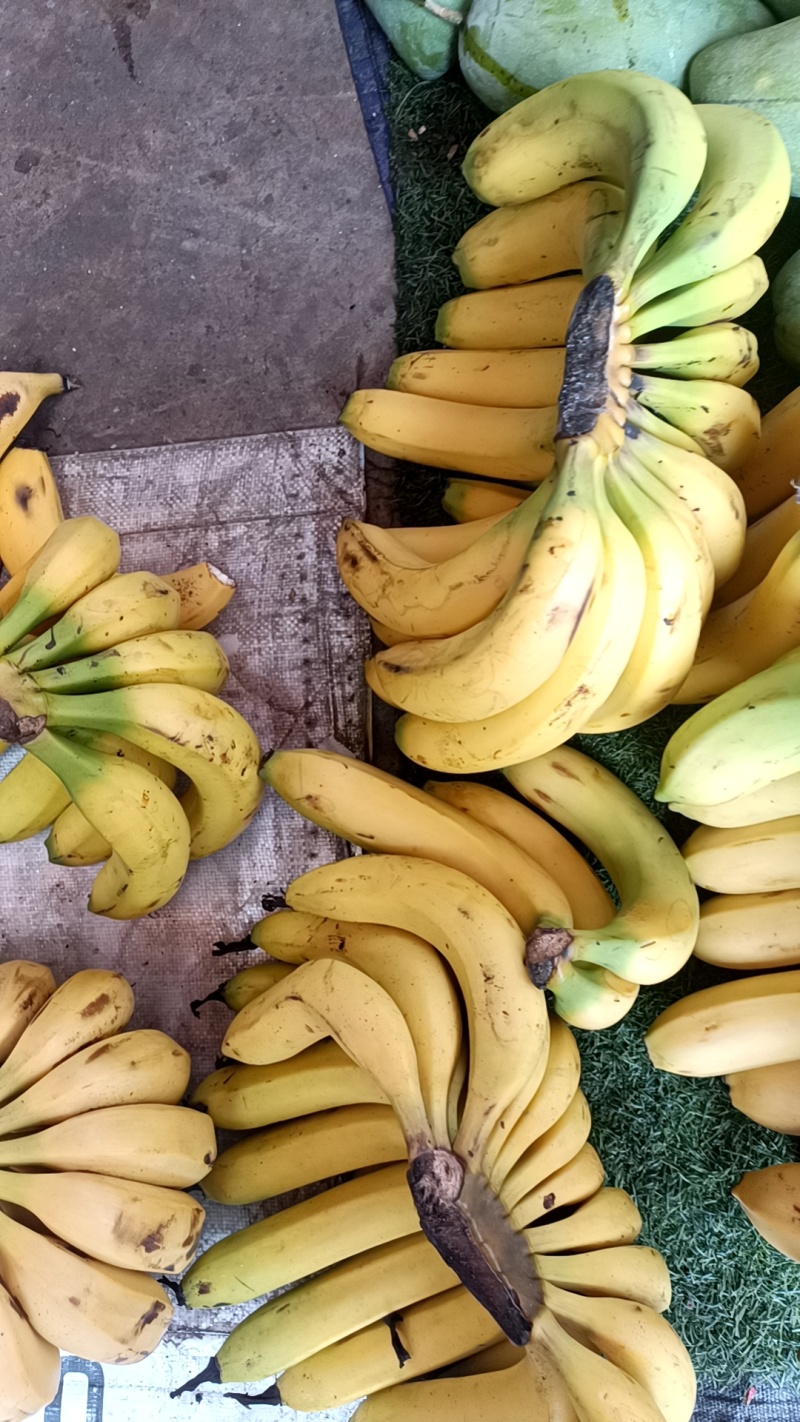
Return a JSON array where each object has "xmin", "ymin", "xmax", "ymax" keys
[{"xmin": 384, "ymin": 55, "xmax": 800, "ymax": 1389}]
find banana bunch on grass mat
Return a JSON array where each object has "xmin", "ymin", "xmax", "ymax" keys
[
  {"xmin": 180, "ymin": 907, "xmax": 695, "ymax": 1422},
  {"xmin": 336, "ymin": 71, "xmax": 798, "ymax": 768},
  {"xmin": 0, "ymin": 371, "xmax": 263, "ymax": 918},
  {"xmin": 0, "ymin": 961, "xmax": 215, "ymax": 1422}
]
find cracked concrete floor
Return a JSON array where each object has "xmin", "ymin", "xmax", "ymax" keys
[{"xmin": 0, "ymin": 0, "xmax": 396, "ymax": 455}]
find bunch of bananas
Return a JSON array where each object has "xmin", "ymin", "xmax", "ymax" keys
[
  {"xmin": 183, "ymin": 918, "xmax": 695, "ymax": 1422},
  {"xmin": 0, "ymin": 959, "xmax": 215, "ymax": 1422},
  {"xmin": 0, "ymin": 374, "xmax": 263, "ymax": 918},
  {"xmin": 259, "ymin": 743, "xmax": 698, "ymax": 1030},
  {"xmin": 333, "ymin": 72, "xmax": 794, "ymax": 770}
]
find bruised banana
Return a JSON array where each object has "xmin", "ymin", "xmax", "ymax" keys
[
  {"xmin": 0, "ymin": 371, "xmax": 67, "ymax": 462},
  {"xmin": 0, "ymin": 958, "xmax": 56, "ymax": 1061},
  {"xmin": 0, "ymin": 967, "xmax": 134, "ymax": 1104},
  {"xmin": 0, "ymin": 1274, "xmax": 61, "ymax": 1422},
  {"xmin": 0, "ymin": 446, "xmax": 63, "ymax": 575}
]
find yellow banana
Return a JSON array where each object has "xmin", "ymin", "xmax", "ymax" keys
[
  {"xmin": 627, "ymin": 254, "xmax": 769, "ymax": 342},
  {"xmin": 0, "ymin": 447, "xmax": 63, "ymax": 575},
  {"xmin": 0, "ymin": 750, "xmax": 70, "ymax": 842},
  {"xmin": 0, "ymin": 966, "xmax": 134, "ymax": 1105},
  {"xmin": 533, "ymin": 1306, "xmax": 668, "ymax": 1422},
  {"xmin": 161, "ymin": 560, "xmax": 235, "ymax": 629},
  {"xmin": 645, "ymin": 969, "xmax": 800, "ymax": 1076},
  {"xmin": 351, "ymin": 1343, "xmax": 573, "ymax": 1422},
  {"xmin": 523, "ymin": 1187, "xmax": 642, "ymax": 1255},
  {"xmin": 5, "ymin": 570, "xmax": 181, "ymax": 673},
  {"xmin": 442, "ymin": 478, "xmax": 527, "ymax": 521},
  {"xmin": 0, "ymin": 1275, "xmax": 61, "ymax": 1421},
  {"xmin": 190, "ymin": 1039, "xmax": 390, "ymax": 1131},
  {"xmin": 436, "ymin": 277, "xmax": 583, "ymax": 349},
  {"xmin": 695, "ymin": 888, "xmax": 800, "ymax": 970},
  {"xmin": 0, "ymin": 1102, "xmax": 216, "ymax": 1186},
  {"xmin": 712, "ymin": 488, "xmax": 800, "ymax": 608},
  {"xmin": 487, "ymin": 1012, "xmax": 581, "ymax": 1187},
  {"xmin": 0, "ymin": 371, "xmax": 67, "ymax": 461},
  {"xmin": 498, "ymin": 1090, "xmax": 592, "ymax": 1212},
  {"xmin": 730, "ymin": 386, "xmax": 800, "ymax": 521},
  {"xmin": 195, "ymin": 959, "xmax": 294, "ymax": 1015},
  {"xmin": 630, "ymin": 322, "xmax": 759, "ymax": 386},
  {"xmin": 380, "ymin": 511, "xmax": 506, "ymax": 562},
  {"xmin": 546, "ymin": 960, "xmax": 640, "ymax": 1032},
  {"xmin": 732, "ymin": 1164, "xmax": 800, "ymax": 1262},
  {"xmin": 631, "ymin": 372, "xmax": 760, "ymax": 473},
  {"xmin": 0, "ymin": 958, "xmax": 56, "ymax": 1062},
  {"xmin": 0, "ymin": 515, "xmax": 121, "ymax": 657},
  {"xmin": 682, "ymin": 816, "xmax": 800, "ymax": 894},
  {"xmin": 534, "ymin": 1243, "xmax": 672, "ymax": 1312},
  {"xmin": 509, "ymin": 1142, "xmax": 606, "ymax": 1231},
  {"xmin": 726, "ymin": 1060, "xmax": 800, "ymax": 1135},
  {"xmin": 672, "ymin": 772, "xmax": 800, "ymax": 829},
  {"xmin": 388, "ymin": 346, "xmax": 565, "ymax": 408},
  {"xmin": 31, "ymin": 629, "xmax": 230, "ymax": 695}
]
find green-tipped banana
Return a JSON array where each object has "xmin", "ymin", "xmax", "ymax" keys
[
  {"xmin": 5, "ymin": 571, "xmax": 181, "ymax": 673},
  {"xmin": 0, "ymin": 751, "xmax": 70, "ymax": 841},
  {"xmin": 31, "ymin": 629, "xmax": 230, "ymax": 695},
  {"xmin": 628, "ymin": 255, "xmax": 768, "ymax": 342},
  {"xmin": 0, "ymin": 516, "xmax": 121, "ymax": 656},
  {"xmin": 630, "ymin": 323, "xmax": 759, "ymax": 386}
]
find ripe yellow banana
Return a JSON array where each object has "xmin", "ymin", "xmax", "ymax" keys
[
  {"xmin": 506, "ymin": 746, "xmax": 698, "ymax": 986},
  {"xmin": 487, "ymin": 1012, "xmax": 581, "ymax": 1187},
  {"xmin": 682, "ymin": 816, "xmax": 800, "ymax": 894},
  {"xmin": 380, "ymin": 510, "xmax": 505, "ymax": 562},
  {"xmin": 730, "ymin": 386, "xmax": 800, "ymax": 521},
  {"xmin": 0, "ymin": 1210, "xmax": 173, "ymax": 1365},
  {"xmin": 5, "ymin": 569, "xmax": 182, "ymax": 673},
  {"xmin": 0, "ymin": 958, "xmax": 56, "ymax": 1061},
  {"xmin": 645, "ymin": 968, "xmax": 800, "ymax": 1076},
  {"xmin": 442, "ymin": 478, "xmax": 527, "ymax": 522},
  {"xmin": 627, "ymin": 254, "xmax": 769, "ymax": 342},
  {"xmin": 341, "ymin": 387, "xmax": 556, "ymax": 481},
  {"xmin": 436, "ymin": 277, "xmax": 583, "ymax": 350},
  {"xmin": 0, "ymin": 1102, "xmax": 216, "ymax": 1185},
  {"xmin": 203, "ymin": 1101, "xmax": 406, "ymax": 1205},
  {"xmin": 199, "ymin": 959, "xmax": 294, "ymax": 1013},
  {"xmin": 31, "ymin": 629, "xmax": 230, "ymax": 695},
  {"xmin": 161, "ymin": 560, "xmax": 235, "ymax": 629},
  {"xmin": 0, "ymin": 751, "xmax": 70, "ymax": 841},
  {"xmin": 712, "ymin": 489, "xmax": 800, "ymax": 608},
  {"xmin": 672, "ymin": 771, "xmax": 800, "ymax": 829},
  {"xmin": 0, "ymin": 514, "xmax": 121, "ymax": 657},
  {"xmin": 534, "ymin": 1243, "xmax": 672, "ymax": 1312},
  {"xmin": 523, "ymin": 1187, "xmax": 642, "ymax": 1255},
  {"xmin": 0, "ymin": 967, "xmax": 134, "ymax": 1105},
  {"xmin": 498, "ymin": 1090, "xmax": 592, "ymax": 1212},
  {"xmin": 630, "ymin": 322, "xmax": 759, "ymax": 387},
  {"xmin": 726, "ymin": 1060, "xmax": 800, "ymax": 1134},
  {"xmin": 695, "ymin": 888, "xmax": 800, "ymax": 970},
  {"xmin": 631, "ymin": 372, "xmax": 760, "ymax": 473},
  {"xmin": 0, "ymin": 1274, "xmax": 61, "ymax": 1422},
  {"xmin": 532, "ymin": 1305, "xmax": 679, "ymax": 1422},
  {"xmin": 351, "ymin": 1343, "xmax": 572, "ymax": 1422},
  {"xmin": 0, "ymin": 447, "xmax": 64, "ymax": 575},
  {"xmin": 0, "ymin": 371, "xmax": 66, "ymax": 461},
  {"xmin": 182, "ymin": 1161, "xmax": 420, "ymax": 1307},
  {"xmin": 0, "ymin": 1028, "xmax": 190, "ymax": 1137},
  {"xmin": 732, "ymin": 1164, "xmax": 800, "ymax": 1262},
  {"xmin": 509, "ymin": 1142, "xmax": 606, "ymax": 1232},
  {"xmin": 388, "ymin": 346, "xmax": 565, "ymax": 409},
  {"xmin": 190, "ymin": 1039, "xmax": 390, "ymax": 1131},
  {"xmin": 260, "ymin": 748, "xmax": 572, "ymax": 933}
]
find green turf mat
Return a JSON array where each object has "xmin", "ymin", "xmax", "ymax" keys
[{"xmin": 384, "ymin": 54, "xmax": 800, "ymax": 1388}]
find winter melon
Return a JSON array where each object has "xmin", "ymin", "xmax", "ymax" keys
[
  {"xmin": 459, "ymin": 0, "xmax": 774, "ymax": 114},
  {"xmin": 773, "ymin": 249, "xmax": 800, "ymax": 367},
  {"xmin": 364, "ymin": 0, "xmax": 468, "ymax": 82}
]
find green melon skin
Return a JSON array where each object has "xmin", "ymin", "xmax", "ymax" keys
[
  {"xmin": 690, "ymin": 17, "xmax": 800, "ymax": 196},
  {"xmin": 458, "ymin": 0, "xmax": 774, "ymax": 114},
  {"xmin": 364, "ymin": 0, "xmax": 467, "ymax": 82},
  {"xmin": 772, "ymin": 248, "xmax": 800, "ymax": 367},
  {"xmin": 766, "ymin": 0, "xmax": 800, "ymax": 17}
]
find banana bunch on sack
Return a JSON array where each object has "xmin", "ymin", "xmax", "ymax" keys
[
  {"xmin": 335, "ymin": 73, "xmax": 793, "ymax": 768},
  {"xmin": 0, "ymin": 960, "xmax": 215, "ymax": 1422},
  {"xmin": 0, "ymin": 493, "xmax": 262, "ymax": 920},
  {"xmin": 259, "ymin": 744, "xmax": 698, "ymax": 1030},
  {"xmin": 180, "ymin": 902, "xmax": 695, "ymax": 1422}
]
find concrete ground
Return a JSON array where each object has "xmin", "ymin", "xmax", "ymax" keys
[{"xmin": 0, "ymin": 0, "xmax": 396, "ymax": 455}]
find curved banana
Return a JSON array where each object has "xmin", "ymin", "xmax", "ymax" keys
[
  {"xmin": 0, "ymin": 967, "xmax": 134, "ymax": 1105},
  {"xmin": 42, "ymin": 681, "xmax": 263, "ymax": 858},
  {"xmin": 726, "ymin": 1060, "xmax": 800, "ymax": 1135},
  {"xmin": 0, "ymin": 1102, "xmax": 216, "ymax": 1186},
  {"xmin": 672, "ymin": 771, "xmax": 800, "ymax": 829},
  {"xmin": 443, "ymin": 478, "xmax": 527, "ymax": 522},
  {"xmin": 506, "ymin": 745, "xmax": 698, "ymax": 987},
  {"xmin": 436, "ymin": 277, "xmax": 583, "ymax": 350},
  {"xmin": 200, "ymin": 959, "xmax": 294, "ymax": 1013},
  {"xmin": 161, "ymin": 560, "xmax": 235, "ymax": 629},
  {"xmin": 382, "ymin": 511, "xmax": 506, "ymax": 562},
  {"xmin": 0, "ymin": 446, "xmax": 63, "ymax": 575},
  {"xmin": 695, "ymin": 888, "xmax": 800, "ymax": 970},
  {"xmin": 0, "ymin": 371, "xmax": 66, "ymax": 460},
  {"xmin": 0, "ymin": 750, "xmax": 70, "ymax": 842},
  {"xmin": 0, "ymin": 1028, "xmax": 191, "ymax": 1136},
  {"xmin": 0, "ymin": 515, "xmax": 121, "ymax": 657},
  {"xmin": 260, "ymin": 748, "xmax": 572, "ymax": 934},
  {"xmin": 0, "ymin": 1275, "xmax": 61, "ymax": 1421},
  {"xmin": 190, "ymin": 1040, "xmax": 390, "ymax": 1131},
  {"xmin": 509, "ymin": 1142, "xmax": 606, "ymax": 1231},
  {"xmin": 32, "ymin": 629, "xmax": 230, "ymax": 695},
  {"xmin": 613, "ymin": 436, "xmax": 716, "ymax": 615},
  {"xmin": 645, "ymin": 968, "xmax": 800, "ymax": 1076},
  {"xmin": 627, "ymin": 254, "xmax": 769, "ymax": 342},
  {"xmin": 203, "ymin": 1102, "xmax": 406, "ymax": 1205},
  {"xmin": 0, "ymin": 958, "xmax": 56, "ymax": 1062},
  {"xmin": 182, "ymin": 1161, "xmax": 420, "ymax": 1307},
  {"xmin": 630, "ymin": 322, "xmax": 759, "ymax": 386},
  {"xmin": 351, "ymin": 1344, "xmax": 573, "ymax": 1422},
  {"xmin": 713, "ymin": 489, "xmax": 800, "ymax": 609},
  {"xmin": 546, "ymin": 960, "xmax": 640, "ymax": 1032},
  {"xmin": 341, "ymin": 387, "xmax": 556, "ymax": 482},
  {"xmin": 682, "ymin": 816, "xmax": 800, "ymax": 895},
  {"xmin": 487, "ymin": 1013, "xmax": 580, "ymax": 1187},
  {"xmin": 534, "ymin": 1243, "xmax": 672, "ymax": 1312},
  {"xmin": 631, "ymin": 372, "xmax": 760, "ymax": 473},
  {"xmin": 730, "ymin": 386, "xmax": 800, "ymax": 522},
  {"xmin": 629, "ymin": 104, "xmax": 790, "ymax": 310},
  {"xmin": 388, "ymin": 346, "xmax": 565, "ymax": 409},
  {"xmin": 523, "ymin": 1186, "xmax": 642, "ymax": 1256},
  {"xmin": 732, "ymin": 1164, "xmax": 800, "ymax": 1262},
  {"xmin": 498, "ymin": 1089, "xmax": 592, "ymax": 1210},
  {"xmin": 5, "ymin": 570, "xmax": 182, "ymax": 673}
]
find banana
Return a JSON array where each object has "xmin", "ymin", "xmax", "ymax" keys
[
  {"xmin": 452, "ymin": 179, "xmax": 625, "ymax": 289},
  {"xmin": 196, "ymin": 959, "xmax": 294, "ymax": 1015},
  {"xmin": 462, "ymin": 70, "xmax": 707, "ymax": 291},
  {"xmin": 509, "ymin": 1142, "xmax": 606, "ymax": 1231},
  {"xmin": 381, "ymin": 511, "xmax": 506, "ymax": 562},
  {"xmin": 629, "ymin": 104, "xmax": 790, "ymax": 310},
  {"xmin": 182, "ymin": 1161, "xmax": 420, "ymax": 1307},
  {"xmin": 0, "ymin": 1103, "xmax": 216, "ymax": 1186},
  {"xmin": 161, "ymin": 560, "xmax": 235, "ymax": 629},
  {"xmin": 498, "ymin": 1090, "xmax": 592, "ymax": 1212},
  {"xmin": 0, "ymin": 556, "xmax": 33, "ymax": 619},
  {"xmin": 203, "ymin": 1102, "xmax": 406, "ymax": 1205},
  {"xmin": 726, "ymin": 1060, "xmax": 800, "ymax": 1134},
  {"xmin": 395, "ymin": 469, "xmax": 648, "ymax": 775},
  {"xmin": 0, "ymin": 967, "xmax": 134, "ymax": 1105},
  {"xmin": 23, "ymin": 728, "xmax": 191, "ymax": 919},
  {"xmin": 613, "ymin": 436, "xmax": 716, "ymax": 616},
  {"xmin": 695, "ymin": 888, "xmax": 800, "ymax": 970},
  {"xmin": 351, "ymin": 1344, "xmax": 572, "ymax": 1422},
  {"xmin": 658, "ymin": 649, "xmax": 800, "ymax": 807},
  {"xmin": 214, "ymin": 1233, "xmax": 459, "ymax": 1385},
  {"xmin": 487, "ymin": 1013, "xmax": 581, "ymax": 1187},
  {"xmin": 644, "ymin": 969, "xmax": 800, "ymax": 1076},
  {"xmin": 730, "ymin": 386, "xmax": 800, "ymax": 521},
  {"xmin": 260, "ymin": 748, "xmax": 572, "ymax": 933},
  {"xmin": 0, "ymin": 959, "xmax": 56, "ymax": 1061},
  {"xmin": 0, "ymin": 1028, "xmax": 191, "ymax": 1136},
  {"xmin": 682, "ymin": 816, "xmax": 800, "ymax": 894},
  {"xmin": 0, "ymin": 515, "xmax": 121, "ymax": 657},
  {"xmin": 627, "ymin": 254, "xmax": 769, "ymax": 342},
  {"xmin": 674, "ymin": 532, "xmax": 800, "ymax": 703},
  {"xmin": 624, "ymin": 397, "xmax": 704, "ymax": 457},
  {"xmin": 284, "ymin": 854, "xmax": 550, "ymax": 1174},
  {"xmin": 0, "ymin": 1210, "xmax": 173, "ymax": 1365},
  {"xmin": 341, "ymin": 387, "xmax": 556, "ymax": 482},
  {"xmin": 731, "ymin": 1164, "xmax": 800, "ymax": 1262},
  {"xmin": 388, "ymin": 346, "xmax": 565, "ymax": 408},
  {"xmin": 0, "ymin": 371, "xmax": 67, "ymax": 461},
  {"xmin": 277, "ymin": 1284, "xmax": 505, "ymax": 1411},
  {"xmin": 222, "ymin": 958, "xmax": 436, "ymax": 1158},
  {"xmin": 672, "ymin": 772, "xmax": 800, "ymax": 829},
  {"xmin": 436, "ymin": 277, "xmax": 584, "ymax": 350},
  {"xmin": 42, "ymin": 681, "xmax": 264, "ymax": 858},
  {"xmin": 712, "ymin": 489, "xmax": 800, "ymax": 609},
  {"xmin": 0, "ymin": 751, "xmax": 70, "ymax": 841},
  {"xmin": 364, "ymin": 441, "xmax": 608, "ymax": 722},
  {"xmin": 336, "ymin": 479, "xmax": 553, "ymax": 638},
  {"xmin": 532, "ymin": 1304, "xmax": 679, "ymax": 1422},
  {"xmin": 190, "ymin": 1039, "xmax": 390, "ymax": 1131},
  {"xmin": 523, "ymin": 1187, "xmax": 642, "ymax": 1255},
  {"xmin": 546, "ymin": 960, "xmax": 640, "ymax": 1032},
  {"xmin": 251, "ymin": 910, "xmax": 462, "ymax": 1150},
  {"xmin": 0, "ymin": 447, "xmax": 64, "ymax": 575},
  {"xmin": 5, "ymin": 570, "xmax": 182, "ymax": 673},
  {"xmin": 631, "ymin": 372, "xmax": 760, "ymax": 473},
  {"xmin": 31, "ymin": 629, "xmax": 230, "ymax": 695},
  {"xmin": 630, "ymin": 323, "xmax": 759, "ymax": 386},
  {"xmin": 443, "ymin": 478, "xmax": 527, "ymax": 522},
  {"xmin": 0, "ymin": 1167, "xmax": 204, "ymax": 1273},
  {"xmin": 0, "ymin": 1274, "xmax": 61, "ymax": 1422},
  {"xmin": 534, "ymin": 1244, "xmax": 672, "ymax": 1312},
  {"xmin": 424, "ymin": 780, "xmax": 614, "ymax": 930},
  {"xmin": 505, "ymin": 747, "xmax": 698, "ymax": 987}
]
